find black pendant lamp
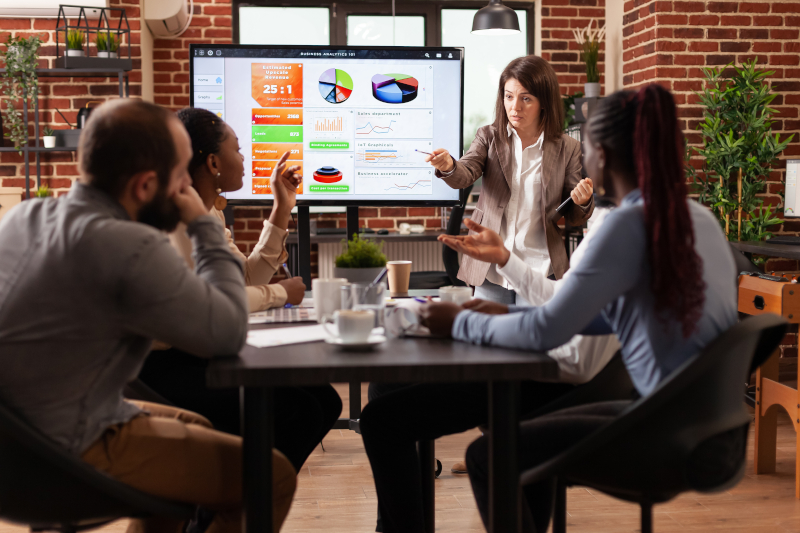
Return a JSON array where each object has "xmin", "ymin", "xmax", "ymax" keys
[{"xmin": 471, "ymin": 0, "xmax": 521, "ymax": 35}]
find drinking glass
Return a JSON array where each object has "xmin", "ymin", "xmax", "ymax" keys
[{"xmin": 351, "ymin": 282, "xmax": 386, "ymax": 328}]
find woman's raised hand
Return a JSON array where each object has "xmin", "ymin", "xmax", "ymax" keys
[
  {"xmin": 570, "ymin": 177, "xmax": 593, "ymax": 206},
  {"xmin": 269, "ymin": 151, "xmax": 302, "ymax": 230},
  {"xmin": 438, "ymin": 219, "xmax": 511, "ymax": 267},
  {"xmin": 425, "ymin": 148, "xmax": 455, "ymax": 173}
]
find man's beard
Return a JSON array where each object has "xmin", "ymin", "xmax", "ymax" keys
[{"xmin": 137, "ymin": 189, "xmax": 181, "ymax": 232}]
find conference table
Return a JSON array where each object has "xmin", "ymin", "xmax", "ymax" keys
[{"xmin": 206, "ymin": 316, "xmax": 559, "ymax": 533}]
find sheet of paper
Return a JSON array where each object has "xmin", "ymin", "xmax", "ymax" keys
[
  {"xmin": 249, "ymin": 308, "xmax": 317, "ymax": 324},
  {"xmin": 246, "ymin": 324, "xmax": 329, "ymax": 348}
]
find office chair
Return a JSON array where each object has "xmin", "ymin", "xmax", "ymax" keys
[
  {"xmin": 518, "ymin": 313, "xmax": 787, "ymax": 533},
  {"xmin": 0, "ymin": 399, "xmax": 195, "ymax": 533},
  {"xmin": 408, "ymin": 185, "xmax": 473, "ymax": 289}
]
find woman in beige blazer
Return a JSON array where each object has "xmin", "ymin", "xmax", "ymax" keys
[{"xmin": 427, "ymin": 55, "xmax": 594, "ymax": 304}]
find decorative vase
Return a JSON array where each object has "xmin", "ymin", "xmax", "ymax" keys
[
  {"xmin": 43, "ymin": 136, "xmax": 56, "ymax": 148},
  {"xmin": 584, "ymin": 82, "xmax": 601, "ymax": 98},
  {"xmin": 66, "ymin": 49, "xmax": 84, "ymax": 57},
  {"xmin": 333, "ymin": 266, "xmax": 385, "ymax": 284},
  {"xmin": 97, "ymin": 51, "xmax": 118, "ymax": 58}
]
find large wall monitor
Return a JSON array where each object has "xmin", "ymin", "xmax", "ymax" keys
[
  {"xmin": 189, "ymin": 45, "xmax": 464, "ymax": 206},
  {"xmin": 784, "ymin": 160, "xmax": 800, "ymax": 218}
]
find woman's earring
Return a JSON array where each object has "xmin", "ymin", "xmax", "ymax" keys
[
  {"xmin": 214, "ymin": 171, "xmax": 227, "ymax": 210},
  {"xmin": 597, "ymin": 161, "xmax": 607, "ymax": 196}
]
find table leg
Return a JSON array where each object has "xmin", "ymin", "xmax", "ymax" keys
[
  {"xmin": 418, "ymin": 440, "xmax": 435, "ymax": 533},
  {"xmin": 242, "ymin": 386, "xmax": 275, "ymax": 533},
  {"xmin": 489, "ymin": 381, "xmax": 520, "ymax": 533}
]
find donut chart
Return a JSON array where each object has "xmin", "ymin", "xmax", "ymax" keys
[
  {"xmin": 318, "ymin": 68, "xmax": 353, "ymax": 104},
  {"xmin": 371, "ymin": 73, "xmax": 418, "ymax": 104},
  {"xmin": 313, "ymin": 166, "xmax": 343, "ymax": 183}
]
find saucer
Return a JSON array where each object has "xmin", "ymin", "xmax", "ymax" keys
[{"xmin": 325, "ymin": 334, "xmax": 387, "ymax": 351}]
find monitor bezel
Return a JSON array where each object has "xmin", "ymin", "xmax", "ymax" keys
[
  {"xmin": 784, "ymin": 159, "xmax": 800, "ymax": 218},
  {"xmin": 189, "ymin": 43, "xmax": 465, "ymax": 207}
]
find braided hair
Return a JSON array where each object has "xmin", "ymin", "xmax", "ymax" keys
[
  {"xmin": 587, "ymin": 85, "xmax": 705, "ymax": 338},
  {"xmin": 175, "ymin": 107, "xmax": 228, "ymax": 176}
]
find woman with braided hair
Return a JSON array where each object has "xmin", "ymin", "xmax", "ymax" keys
[
  {"xmin": 422, "ymin": 84, "xmax": 738, "ymax": 532},
  {"xmin": 138, "ymin": 108, "xmax": 342, "ymax": 473}
]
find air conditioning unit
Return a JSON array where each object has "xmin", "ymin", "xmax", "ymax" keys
[
  {"xmin": 144, "ymin": 0, "xmax": 192, "ymax": 39},
  {"xmin": 0, "ymin": 0, "xmax": 108, "ymax": 18}
]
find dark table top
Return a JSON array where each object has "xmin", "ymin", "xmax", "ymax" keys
[
  {"xmin": 731, "ymin": 241, "xmax": 800, "ymax": 260},
  {"xmin": 207, "ymin": 323, "xmax": 558, "ymax": 389}
]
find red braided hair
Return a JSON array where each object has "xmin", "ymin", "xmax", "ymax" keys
[{"xmin": 634, "ymin": 85, "xmax": 705, "ymax": 337}]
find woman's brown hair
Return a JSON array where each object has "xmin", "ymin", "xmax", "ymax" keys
[{"xmin": 493, "ymin": 55, "xmax": 564, "ymax": 143}]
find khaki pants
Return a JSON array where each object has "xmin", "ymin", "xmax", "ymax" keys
[{"xmin": 82, "ymin": 401, "xmax": 296, "ymax": 533}]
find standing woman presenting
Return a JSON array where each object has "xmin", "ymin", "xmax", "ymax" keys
[{"xmin": 427, "ymin": 55, "xmax": 594, "ymax": 303}]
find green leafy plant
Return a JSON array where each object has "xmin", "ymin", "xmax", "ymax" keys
[
  {"xmin": 34, "ymin": 184, "xmax": 51, "ymax": 198},
  {"xmin": 67, "ymin": 29, "xmax": 84, "ymax": 51},
  {"xmin": 687, "ymin": 58, "xmax": 794, "ymax": 242},
  {"xmin": 0, "ymin": 35, "xmax": 42, "ymax": 152},
  {"xmin": 95, "ymin": 32, "xmax": 119, "ymax": 53},
  {"xmin": 573, "ymin": 20, "xmax": 605, "ymax": 84},
  {"xmin": 42, "ymin": 126, "xmax": 54, "ymax": 137},
  {"xmin": 335, "ymin": 234, "xmax": 387, "ymax": 269},
  {"xmin": 563, "ymin": 91, "xmax": 584, "ymax": 129}
]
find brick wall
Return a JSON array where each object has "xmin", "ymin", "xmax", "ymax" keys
[
  {"xmin": 540, "ymin": 0, "xmax": 606, "ymax": 96},
  {"xmin": 0, "ymin": 0, "xmax": 142, "ymax": 197}
]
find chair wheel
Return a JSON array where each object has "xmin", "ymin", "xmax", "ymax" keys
[{"xmin": 435, "ymin": 459, "xmax": 442, "ymax": 478}]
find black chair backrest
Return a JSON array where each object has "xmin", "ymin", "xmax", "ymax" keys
[
  {"xmin": 0, "ymin": 400, "xmax": 193, "ymax": 527},
  {"xmin": 521, "ymin": 314, "xmax": 788, "ymax": 499},
  {"xmin": 730, "ymin": 242, "xmax": 762, "ymax": 274},
  {"xmin": 442, "ymin": 185, "xmax": 474, "ymax": 286}
]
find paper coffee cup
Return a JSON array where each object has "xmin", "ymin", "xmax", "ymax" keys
[{"xmin": 387, "ymin": 261, "xmax": 412, "ymax": 295}]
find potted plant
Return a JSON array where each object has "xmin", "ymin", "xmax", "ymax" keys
[
  {"xmin": 687, "ymin": 59, "xmax": 794, "ymax": 244},
  {"xmin": 95, "ymin": 32, "xmax": 119, "ymax": 59},
  {"xmin": 66, "ymin": 29, "xmax": 85, "ymax": 57},
  {"xmin": 573, "ymin": 19, "xmax": 605, "ymax": 98},
  {"xmin": 333, "ymin": 234, "xmax": 388, "ymax": 283},
  {"xmin": 0, "ymin": 35, "xmax": 42, "ymax": 153},
  {"xmin": 34, "ymin": 184, "xmax": 51, "ymax": 198},
  {"xmin": 42, "ymin": 127, "xmax": 55, "ymax": 148}
]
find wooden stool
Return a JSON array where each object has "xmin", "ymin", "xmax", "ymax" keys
[{"xmin": 740, "ymin": 273, "xmax": 800, "ymax": 497}]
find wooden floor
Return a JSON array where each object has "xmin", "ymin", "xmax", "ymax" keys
[{"xmin": 3, "ymin": 383, "xmax": 800, "ymax": 533}]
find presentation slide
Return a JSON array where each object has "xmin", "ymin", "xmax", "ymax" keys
[{"xmin": 191, "ymin": 46, "xmax": 462, "ymax": 205}]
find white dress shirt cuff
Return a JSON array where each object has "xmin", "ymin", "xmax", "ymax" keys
[{"xmin": 496, "ymin": 252, "xmax": 529, "ymax": 293}]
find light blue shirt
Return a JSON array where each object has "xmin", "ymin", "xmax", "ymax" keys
[{"xmin": 453, "ymin": 190, "xmax": 738, "ymax": 396}]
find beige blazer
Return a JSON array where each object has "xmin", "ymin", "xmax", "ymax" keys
[{"xmin": 438, "ymin": 125, "xmax": 594, "ymax": 286}]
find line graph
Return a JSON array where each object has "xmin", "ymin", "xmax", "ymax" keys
[
  {"xmin": 355, "ymin": 141, "xmax": 429, "ymax": 167},
  {"xmin": 356, "ymin": 120, "xmax": 396, "ymax": 135},
  {"xmin": 385, "ymin": 179, "xmax": 431, "ymax": 191}
]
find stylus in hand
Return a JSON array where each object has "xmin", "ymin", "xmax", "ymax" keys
[
  {"xmin": 415, "ymin": 149, "xmax": 433, "ymax": 156},
  {"xmin": 555, "ymin": 197, "xmax": 574, "ymax": 217}
]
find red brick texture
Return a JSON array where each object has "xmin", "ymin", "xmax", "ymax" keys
[
  {"xmin": 540, "ymin": 0, "xmax": 606, "ymax": 96},
  {"xmin": 0, "ymin": 0, "xmax": 142, "ymax": 196}
]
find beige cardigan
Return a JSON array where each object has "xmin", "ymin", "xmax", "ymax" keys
[{"xmin": 169, "ymin": 207, "xmax": 289, "ymax": 312}]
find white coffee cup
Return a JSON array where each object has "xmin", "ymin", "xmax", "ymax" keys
[
  {"xmin": 312, "ymin": 278, "xmax": 349, "ymax": 323},
  {"xmin": 323, "ymin": 309, "xmax": 375, "ymax": 343},
  {"xmin": 439, "ymin": 286, "xmax": 473, "ymax": 306}
]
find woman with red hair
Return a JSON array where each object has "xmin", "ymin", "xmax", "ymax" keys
[{"xmin": 423, "ymin": 84, "xmax": 738, "ymax": 532}]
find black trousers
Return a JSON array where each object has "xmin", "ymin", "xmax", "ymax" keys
[
  {"xmin": 360, "ymin": 381, "xmax": 574, "ymax": 533},
  {"xmin": 138, "ymin": 348, "xmax": 342, "ymax": 472},
  {"xmin": 466, "ymin": 401, "xmax": 630, "ymax": 533}
]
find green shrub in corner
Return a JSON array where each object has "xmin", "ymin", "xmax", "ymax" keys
[{"xmin": 335, "ymin": 234, "xmax": 387, "ymax": 269}]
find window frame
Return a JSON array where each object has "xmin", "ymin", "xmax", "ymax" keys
[{"xmin": 232, "ymin": 1, "xmax": 535, "ymax": 53}]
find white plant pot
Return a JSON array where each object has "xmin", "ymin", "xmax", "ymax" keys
[
  {"xmin": 66, "ymin": 49, "xmax": 84, "ymax": 57},
  {"xmin": 97, "ymin": 51, "xmax": 118, "ymax": 58},
  {"xmin": 43, "ymin": 136, "xmax": 56, "ymax": 148},
  {"xmin": 333, "ymin": 266, "xmax": 385, "ymax": 284},
  {"xmin": 584, "ymin": 82, "xmax": 601, "ymax": 98}
]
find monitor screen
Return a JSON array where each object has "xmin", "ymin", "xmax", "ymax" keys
[
  {"xmin": 784, "ymin": 159, "xmax": 800, "ymax": 218},
  {"xmin": 189, "ymin": 45, "xmax": 464, "ymax": 206}
]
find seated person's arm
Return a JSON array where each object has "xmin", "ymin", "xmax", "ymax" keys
[
  {"xmin": 122, "ymin": 215, "xmax": 249, "ymax": 358},
  {"xmin": 452, "ymin": 209, "xmax": 644, "ymax": 351}
]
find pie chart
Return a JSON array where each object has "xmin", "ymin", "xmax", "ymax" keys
[
  {"xmin": 318, "ymin": 68, "xmax": 353, "ymax": 104},
  {"xmin": 313, "ymin": 166, "xmax": 343, "ymax": 183},
  {"xmin": 371, "ymin": 73, "xmax": 418, "ymax": 104}
]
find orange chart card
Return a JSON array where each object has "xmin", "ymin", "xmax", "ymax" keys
[
  {"xmin": 253, "ymin": 161, "xmax": 304, "ymax": 178},
  {"xmin": 252, "ymin": 143, "xmax": 303, "ymax": 161},
  {"xmin": 252, "ymin": 108, "xmax": 303, "ymax": 125},
  {"xmin": 251, "ymin": 63, "xmax": 303, "ymax": 108},
  {"xmin": 252, "ymin": 177, "xmax": 303, "ymax": 195}
]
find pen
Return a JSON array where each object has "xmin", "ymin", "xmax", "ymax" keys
[
  {"xmin": 413, "ymin": 297, "xmax": 428, "ymax": 303},
  {"xmin": 282, "ymin": 264, "xmax": 293, "ymax": 308},
  {"xmin": 415, "ymin": 149, "xmax": 433, "ymax": 156}
]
